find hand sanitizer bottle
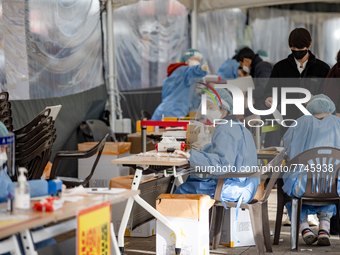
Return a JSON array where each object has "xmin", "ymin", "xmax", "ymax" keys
[{"xmin": 14, "ymin": 167, "xmax": 30, "ymax": 211}]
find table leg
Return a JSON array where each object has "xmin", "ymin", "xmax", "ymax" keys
[
  {"xmin": 291, "ymin": 199, "xmax": 298, "ymax": 250},
  {"xmin": 133, "ymin": 194, "xmax": 182, "ymax": 255},
  {"xmin": 20, "ymin": 229, "xmax": 38, "ymax": 255},
  {"xmin": 0, "ymin": 235, "xmax": 22, "ymax": 255},
  {"xmin": 118, "ymin": 169, "xmax": 143, "ymax": 253},
  {"xmin": 111, "ymin": 223, "xmax": 121, "ymax": 255}
]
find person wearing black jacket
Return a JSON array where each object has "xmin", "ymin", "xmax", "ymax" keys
[
  {"xmin": 264, "ymin": 28, "xmax": 330, "ymax": 137},
  {"xmin": 237, "ymin": 47, "xmax": 273, "ymax": 118},
  {"xmin": 237, "ymin": 47, "xmax": 281, "ymax": 147}
]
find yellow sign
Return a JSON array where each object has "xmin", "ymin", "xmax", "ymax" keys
[{"xmin": 77, "ymin": 201, "xmax": 111, "ymax": 255}]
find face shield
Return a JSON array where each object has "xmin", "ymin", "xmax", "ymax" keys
[{"xmin": 0, "ymin": 132, "xmax": 15, "ymax": 178}]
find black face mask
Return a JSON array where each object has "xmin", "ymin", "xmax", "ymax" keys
[{"xmin": 291, "ymin": 49, "xmax": 308, "ymax": 60}]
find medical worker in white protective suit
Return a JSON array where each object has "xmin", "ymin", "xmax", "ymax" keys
[
  {"xmin": 151, "ymin": 49, "xmax": 209, "ymax": 121},
  {"xmin": 283, "ymin": 94, "xmax": 340, "ymax": 246},
  {"xmin": 174, "ymin": 88, "xmax": 259, "ymax": 207}
]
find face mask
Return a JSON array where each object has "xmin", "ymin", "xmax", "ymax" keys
[
  {"xmin": 188, "ymin": 60, "xmax": 200, "ymax": 66},
  {"xmin": 0, "ymin": 151, "xmax": 7, "ymax": 168},
  {"xmin": 206, "ymin": 109, "xmax": 222, "ymax": 123},
  {"xmin": 292, "ymin": 49, "xmax": 308, "ymax": 60},
  {"xmin": 242, "ymin": 65, "xmax": 250, "ymax": 74}
]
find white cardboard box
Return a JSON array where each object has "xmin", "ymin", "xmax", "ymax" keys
[
  {"xmin": 156, "ymin": 194, "xmax": 214, "ymax": 255},
  {"xmin": 78, "ymin": 152, "xmax": 130, "ymax": 187},
  {"xmin": 112, "ymin": 200, "xmax": 155, "ymax": 237},
  {"xmin": 156, "ymin": 212, "xmax": 210, "ymax": 255},
  {"xmin": 210, "ymin": 208, "xmax": 255, "ymax": 247}
]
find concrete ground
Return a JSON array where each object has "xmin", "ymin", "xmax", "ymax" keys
[{"xmin": 121, "ymin": 190, "xmax": 340, "ymax": 255}]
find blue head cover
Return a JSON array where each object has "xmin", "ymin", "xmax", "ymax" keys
[
  {"xmin": 306, "ymin": 94, "xmax": 336, "ymax": 114},
  {"xmin": 216, "ymin": 59, "xmax": 240, "ymax": 79},
  {"xmin": 207, "ymin": 88, "xmax": 233, "ymax": 113},
  {"xmin": 256, "ymin": 49, "xmax": 269, "ymax": 61},
  {"xmin": 234, "ymin": 45, "xmax": 247, "ymax": 54},
  {"xmin": 180, "ymin": 49, "xmax": 203, "ymax": 63},
  {"xmin": 0, "ymin": 121, "xmax": 8, "ymax": 137}
]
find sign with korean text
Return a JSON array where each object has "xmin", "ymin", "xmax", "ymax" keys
[{"xmin": 77, "ymin": 201, "xmax": 111, "ymax": 255}]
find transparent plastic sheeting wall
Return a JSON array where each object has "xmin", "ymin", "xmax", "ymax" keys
[
  {"xmin": 110, "ymin": 0, "xmax": 189, "ymax": 91},
  {"xmin": 0, "ymin": 0, "xmax": 104, "ymax": 99},
  {"xmin": 249, "ymin": 7, "xmax": 340, "ymax": 66},
  {"xmin": 197, "ymin": 8, "xmax": 246, "ymax": 75}
]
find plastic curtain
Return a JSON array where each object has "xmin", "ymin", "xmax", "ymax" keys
[
  {"xmin": 197, "ymin": 8, "xmax": 246, "ymax": 74},
  {"xmin": 249, "ymin": 7, "xmax": 340, "ymax": 66},
  {"xmin": 109, "ymin": 0, "xmax": 189, "ymax": 91},
  {"xmin": 0, "ymin": 0, "xmax": 104, "ymax": 99}
]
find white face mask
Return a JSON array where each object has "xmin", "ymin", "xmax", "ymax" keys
[
  {"xmin": 242, "ymin": 65, "xmax": 250, "ymax": 74},
  {"xmin": 0, "ymin": 151, "xmax": 7, "ymax": 168},
  {"xmin": 206, "ymin": 109, "xmax": 222, "ymax": 123},
  {"xmin": 188, "ymin": 60, "xmax": 200, "ymax": 66}
]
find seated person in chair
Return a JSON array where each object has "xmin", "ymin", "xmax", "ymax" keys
[
  {"xmin": 283, "ymin": 94, "xmax": 340, "ymax": 246},
  {"xmin": 174, "ymin": 88, "xmax": 259, "ymax": 206}
]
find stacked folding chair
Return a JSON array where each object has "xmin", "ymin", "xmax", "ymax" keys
[
  {"xmin": 0, "ymin": 92, "xmax": 13, "ymax": 131},
  {"xmin": 14, "ymin": 109, "xmax": 57, "ymax": 180}
]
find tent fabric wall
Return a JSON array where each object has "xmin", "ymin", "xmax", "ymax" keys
[
  {"xmin": 0, "ymin": 0, "xmax": 104, "ymax": 100},
  {"xmin": 109, "ymin": 0, "xmax": 190, "ymax": 91},
  {"xmin": 12, "ymin": 84, "xmax": 107, "ymax": 178},
  {"xmin": 197, "ymin": 8, "xmax": 246, "ymax": 74},
  {"xmin": 178, "ymin": 0, "xmax": 340, "ymax": 13},
  {"xmin": 249, "ymin": 7, "xmax": 340, "ymax": 66}
]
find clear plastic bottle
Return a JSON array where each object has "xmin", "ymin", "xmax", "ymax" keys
[{"xmin": 14, "ymin": 167, "xmax": 30, "ymax": 211}]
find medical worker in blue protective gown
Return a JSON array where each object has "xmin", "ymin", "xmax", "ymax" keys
[
  {"xmin": 151, "ymin": 49, "xmax": 209, "ymax": 121},
  {"xmin": 174, "ymin": 88, "xmax": 259, "ymax": 206},
  {"xmin": 0, "ymin": 121, "xmax": 56, "ymax": 252},
  {"xmin": 216, "ymin": 58, "xmax": 240, "ymax": 79},
  {"xmin": 283, "ymin": 94, "xmax": 340, "ymax": 246}
]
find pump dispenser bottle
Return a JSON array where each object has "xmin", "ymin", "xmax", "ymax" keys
[{"xmin": 14, "ymin": 167, "xmax": 30, "ymax": 211}]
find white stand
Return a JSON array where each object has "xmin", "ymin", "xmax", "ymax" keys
[{"xmin": 117, "ymin": 167, "xmax": 182, "ymax": 255}]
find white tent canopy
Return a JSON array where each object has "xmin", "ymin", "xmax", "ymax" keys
[{"xmin": 178, "ymin": 0, "xmax": 340, "ymax": 13}]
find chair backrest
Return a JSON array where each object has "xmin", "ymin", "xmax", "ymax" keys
[
  {"xmin": 15, "ymin": 117, "xmax": 54, "ymax": 143},
  {"xmin": 141, "ymin": 110, "xmax": 152, "ymax": 120},
  {"xmin": 0, "ymin": 101, "xmax": 11, "ymax": 110},
  {"xmin": 14, "ymin": 109, "xmax": 51, "ymax": 135},
  {"xmin": 260, "ymin": 149, "xmax": 286, "ymax": 202},
  {"xmin": 16, "ymin": 128, "xmax": 56, "ymax": 154},
  {"xmin": 49, "ymin": 134, "xmax": 108, "ymax": 183},
  {"xmin": 16, "ymin": 135, "xmax": 56, "ymax": 180},
  {"xmin": 82, "ymin": 134, "xmax": 108, "ymax": 185},
  {"xmin": 0, "ymin": 92, "xmax": 9, "ymax": 102},
  {"xmin": 286, "ymin": 147, "xmax": 340, "ymax": 199},
  {"xmin": 85, "ymin": 119, "xmax": 111, "ymax": 142}
]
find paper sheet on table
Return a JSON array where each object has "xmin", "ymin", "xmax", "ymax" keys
[
  {"xmin": 84, "ymin": 188, "xmax": 128, "ymax": 194},
  {"xmin": 63, "ymin": 185, "xmax": 89, "ymax": 196},
  {"xmin": 44, "ymin": 105, "xmax": 62, "ymax": 120},
  {"xmin": 63, "ymin": 196, "xmax": 84, "ymax": 202},
  {"xmin": 226, "ymin": 76, "xmax": 255, "ymax": 91},
  {"xmin": 0, "ymin": 214, "xmax": 30, "ymax": 228}
]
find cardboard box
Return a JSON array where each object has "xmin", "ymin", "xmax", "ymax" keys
[
  {"xmin": 78, "ymin": 142, "xmax": 131, "ymax": 187},
  {"xmin": 209, "ymin": 208, "xmax": 255, "ymax": 247},
  {"xmin": 186, "ymin": 123, "xmax": 215, "ymax": 150},
  {"xmin": 127, "ymin": 132, "xmax": 157, "ymax": 154},
  {"xmin": 156, "ymin": 194, "xmax": 215, "ymax": 255}
]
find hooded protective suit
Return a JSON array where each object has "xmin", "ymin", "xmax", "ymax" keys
[
  {"xmin": 151, "ymin": 64, "xmax": 207, "ymax": 120},
  {"xmin": 283, "ymin": 114, "xmax": 340, "ymax": 221}
]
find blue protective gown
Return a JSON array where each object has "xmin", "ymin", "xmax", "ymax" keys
[
  {"xmin": 283, "ymin": 115, "xmax": 340, "ymax": 222},
  {"xmin": 151, "ymin": 65, "xmax": 207, "ymax": 120},
  {"xmin": 216, "ymin": 59, "xmax": 239, "ymax": 79},
  {"xmin": 175, "ymin": 116, "xmax": 259, "ymax": 204}
]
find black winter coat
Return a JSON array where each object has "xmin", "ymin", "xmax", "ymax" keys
[{"xmin": 264, "ymin": 51, "xmax": 330, "ymax": 136}]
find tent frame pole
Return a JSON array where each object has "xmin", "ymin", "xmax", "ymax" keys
[
  {"xmin": 106, "ymin": 0, "xmax": 116, "ymax": 132},
  {"xmin": 191, "ymin": 0, "xmax": 198, "ymax": 48}
]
